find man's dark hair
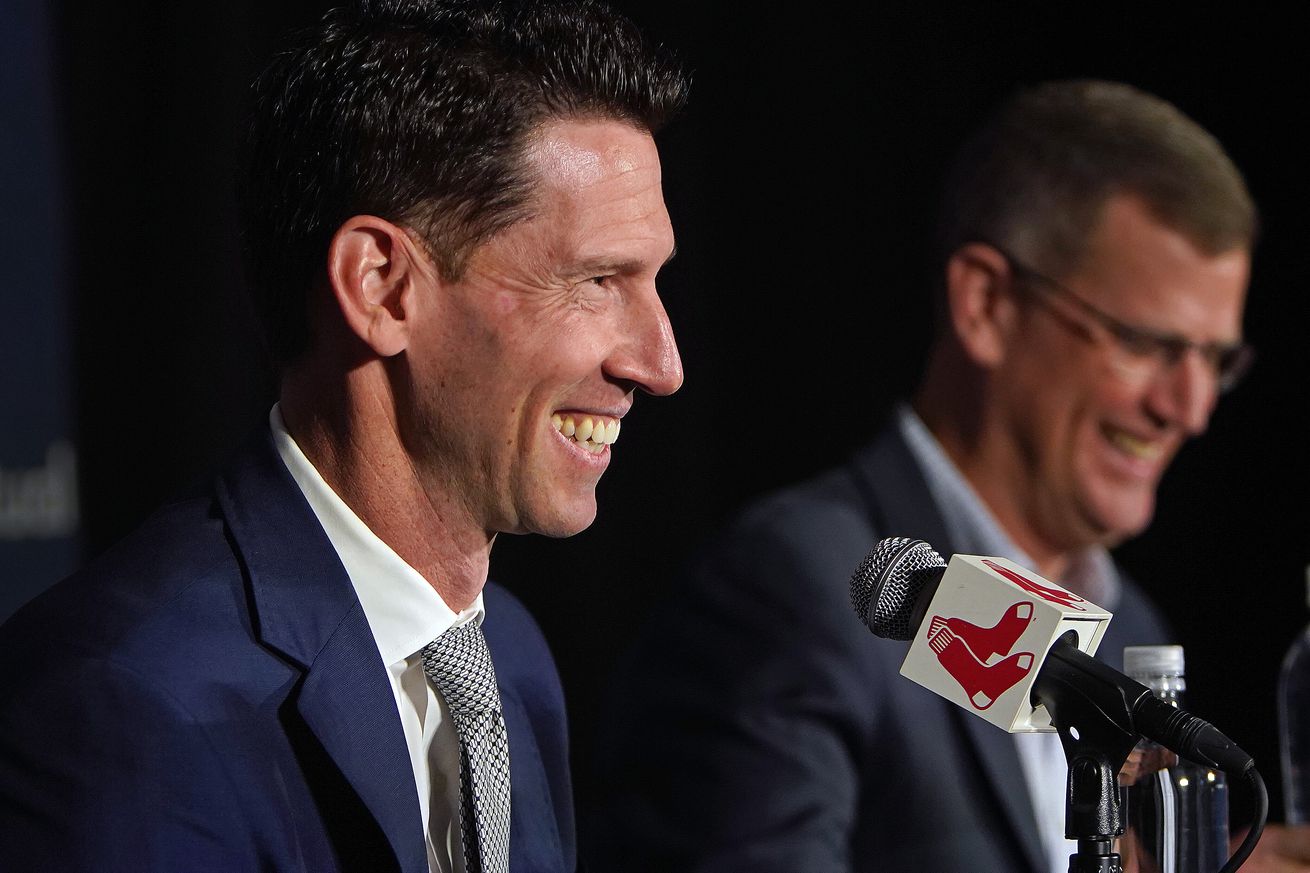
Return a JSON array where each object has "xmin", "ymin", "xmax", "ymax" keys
[
  {"xmin": 936, "ymin": 79, "xmax": 1257, "ymax": 281},
  {"xmin": 238, "ymin": 0, "xmax": 689, "ymax": 365}
]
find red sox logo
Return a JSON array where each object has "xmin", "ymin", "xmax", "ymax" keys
[
  {"xmin": 928, "ymin": 601, "xmax": 1036, "ymax": 710},
  {"xmin": 982, "ymin": 558, "xmax": 1086, "ymax": 612}
]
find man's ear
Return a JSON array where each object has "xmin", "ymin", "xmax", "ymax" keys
[
  {"xmin": 944, "ymin": 242, "xmax": 1021, "ymax": 369},
  {"xmin": 326, "ymin": 215, "xmax": 432, "ymax": 358}
]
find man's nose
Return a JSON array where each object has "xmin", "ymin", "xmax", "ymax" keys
[
  {"xmin": 606, "ymin": 288, "xmax": 683, "ymax": 396},
  {"xmin": 1147, "ymin": 349, "xmax": 1219, "ymax": 436}
]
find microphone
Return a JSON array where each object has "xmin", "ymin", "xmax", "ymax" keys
[{"xmin": 850, "ymin": 537, "xmax": 1253, "ymax": 776}]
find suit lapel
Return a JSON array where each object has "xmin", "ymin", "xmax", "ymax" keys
[
  {"xmin": 955, "ymin": 707, "xmax": 1047, "ymax": 872},
  {"xmin": 846, "ymin": 421, "xmax": 953, "ymax": 557},
  {"xmin": 215, "ymin": 431, "xmax": 427, "ymax": 873},
  {"xmin": 481, "ymin": 588, "xmax": 570, "ymax": 873},
  {"xmin": 498, "ymin": 692, "xmax": 560, "ymax": 872},
  {"xmin": 852, "ymin": 421, "xmax": 1047, "ymax": 873}
]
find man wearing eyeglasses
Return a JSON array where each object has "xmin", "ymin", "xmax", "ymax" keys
[{"xmin": 594, "ymin": 80, "xmax": 1310, "ymax": 872}]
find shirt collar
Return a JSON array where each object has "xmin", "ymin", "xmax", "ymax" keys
[
  {"xmin": 269, "ymin": 404, "xmax": 484, "ymax": 667},
  {"xmin": 895, "ymin": 403, "xmax": 1119, "ymax": 610}
]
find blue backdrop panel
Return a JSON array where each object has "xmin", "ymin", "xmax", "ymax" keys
[{"xmin": 1, "ymin": 0, "xmax": 80, "ymax": 620}]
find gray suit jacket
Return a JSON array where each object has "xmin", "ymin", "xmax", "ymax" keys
[{"xmin": 592, "ymin": 422, "xmax": 1169, "ymax": 872}]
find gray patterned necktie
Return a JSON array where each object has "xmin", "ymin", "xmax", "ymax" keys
[{"xmin": 421, "ymin": 621, "xmax": 512, "ymax": 873}]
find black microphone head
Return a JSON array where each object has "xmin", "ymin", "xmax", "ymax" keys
[{"xmin": 850, "ymin": 537, "xmax": 947, "ymax": 640}]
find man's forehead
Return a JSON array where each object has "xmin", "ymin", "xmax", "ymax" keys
[
  {"xmin": 1083, "ymin": 196, "xmax": 1249, "ymax": 271},
  {"xmin": 526, "ymin": 118, "xmax": 661, "ymax": 191},
  {"xmin": 462, "ymin": 118, "xmax": 673, "ymax": 277},
  {"xmin": 1064, "ymin": 197, "xmax": 1250, "ymax": 341}
]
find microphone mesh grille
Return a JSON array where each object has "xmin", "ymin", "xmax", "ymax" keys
[{"xmin": 849, "ymin": 537, "xmax": 946, "ymax": 640}]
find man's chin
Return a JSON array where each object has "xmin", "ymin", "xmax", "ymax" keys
[
  {"xmin": 523, "ymin": 500, "xmax": 600, "ymax": 539},
  {"xmin": 1082, "ymin": 494, "xmax": 1156, "ymax": 547}
]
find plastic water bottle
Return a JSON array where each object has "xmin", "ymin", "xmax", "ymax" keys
[
  {"xmin": 1121, "ymin": 645, "xmax": 1229, "ymax": 873},
  {"xmin": 1279, "ymin": 569, "xmax": 1310, "ymax": 824}
]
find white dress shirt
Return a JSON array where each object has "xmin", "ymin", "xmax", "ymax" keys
[
  {"xmin": 272, "ymin": 405, "xmax": 479, "ymax": 873},
  {"xmin": 897, "ymin": 404, "xmax": 1120, "ymax": 873}
]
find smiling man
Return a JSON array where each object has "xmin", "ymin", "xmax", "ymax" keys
[
  {"xmin": 0, "ymin": 2, "xmax": 685, "ymax": 871},
  {"xmin": 935, "ymin": 190, "xmax": 1249, "ymax": 577},
  {"xmin": 595, "ymin": 81, "xmax": 1283, "ymax": 873}
]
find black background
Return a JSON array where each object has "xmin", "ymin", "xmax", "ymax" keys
[{"xmin": 50, "ymin": 0, "xmax": 1308, "ymax": 840}]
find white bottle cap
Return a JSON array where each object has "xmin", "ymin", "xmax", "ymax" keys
[{"xmin": 1124, "ymin": 644, "xmax": 1185, "ymax": 680}]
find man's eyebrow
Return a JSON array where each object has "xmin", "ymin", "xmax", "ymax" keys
[{"xmin": 567, "ymin": 243, "xmax": 679, "ymax": 277}]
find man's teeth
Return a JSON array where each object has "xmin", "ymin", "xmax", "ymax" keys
[
  {"xmin": 1108, "ymin": 429, "xmax": 1163, "ymax": 460},
  {"xmin": 552, "ymin": 414, "xmax": 620, "ymax": 453}
]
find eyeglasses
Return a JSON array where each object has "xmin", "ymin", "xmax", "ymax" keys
[{"xmin": 995, "ymin": 247, "xmax": 1254, "ymax": 394}]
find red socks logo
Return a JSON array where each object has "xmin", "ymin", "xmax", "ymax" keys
[
  {"xmin": 927, "ymin": 601, "xmax": 1035, "ymax": 710},
  {"xmin": 981, "ymin": 559, "xmax": 1086, "ymax": 611}
]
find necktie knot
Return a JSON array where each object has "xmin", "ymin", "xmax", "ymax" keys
[{"xmin": 421, "ymin": 620, "xmax": 501, "ymax": 717}]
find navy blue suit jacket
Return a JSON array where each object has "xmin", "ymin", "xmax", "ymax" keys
[
  {"xmin": 593, "ymin": 422, "xmax": 1169, "ymax": 872},
  {"xmin": 0, "ymin": 431, "xmax": 576, "ymax": 872}
]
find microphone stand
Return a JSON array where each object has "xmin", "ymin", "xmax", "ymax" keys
[{"xmin": 1032, "ymin": 636, "xmax": 1144, "ymax": 873}]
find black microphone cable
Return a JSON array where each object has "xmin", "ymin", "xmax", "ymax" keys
[{"xmin": 1221, "ymin": 767, "xmax": 1267, "ymax": 873}]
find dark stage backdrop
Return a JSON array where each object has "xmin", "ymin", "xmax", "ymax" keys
[{"xmin": 39, "ymin": 0, "xmax": 1309, "ymax": 846}]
